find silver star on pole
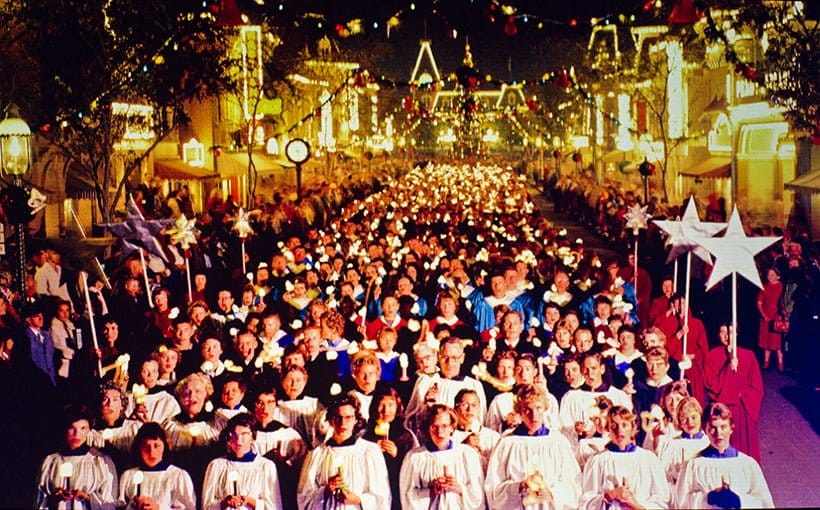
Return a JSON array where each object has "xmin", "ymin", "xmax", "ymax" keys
[
  {"xmin": 100, "ymin": 195, "xmax": 172, "ymax": 261},
  {"xmin": 624, "ymin": 204, "xmax": 652, "ymax": 234},
  {"xmin": 694, "ymin": 206, "xmax": 780, "ymax": 290},
  {"xmin": 231, "ymin": 208, "xmax": 254, "ymax": 239},
  {"xmin": 653, "ymin": 198, "xmax": 727, "ymax": 264},
  {"xmin": 165, "ymin": 214, "xmax": 199, "ymax": 251}
]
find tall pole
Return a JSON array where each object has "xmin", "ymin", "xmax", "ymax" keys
[
  {"xmin": 13, "ymin": 176, "xmax": 26, "ymax": 298},
  {"xmin": 295, "ymin": 163, "xmax": 303, "ymax": 200}
]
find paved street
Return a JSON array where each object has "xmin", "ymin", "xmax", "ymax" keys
[{"xmin": 531, "ymin": 182, "xmax": 820, "ymax": 508}]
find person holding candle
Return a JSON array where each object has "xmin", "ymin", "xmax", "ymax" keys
[
  {"xmin": 485, "ymin": 384, "xmax": 580, "ymax": 510},
  {"xmin": 673, "ymin": 403, "xmax": 773, "ymax": 509},
  {"xmin": 87, "ymin": 382, "xmax": 141, "ymax": 474},
  {"xmin": 35, "ymin": 405, "xmax": 118, "ymax": 510},
  {"xmin": 451, "ymin": 388, "xmax": 500, "ymax": 473},
  {"xmin": 362, "ymin": 387, "xmax": 417, "ymax": 510},
  {"xmin": 398, "ymin": 404, "xmax": 485, "ymax": 510},
  {"xmin": 252, "ymin": 387, "xmax": 308, "ymax": 508},
  {"xmin": 117, "ymin": 422, "xmax": 196, "ymax": 510},
  {"xmin": 202, "ymin": 413, "xmax": 282, "ymax": 510},
  {"xmin": 485, "ymin": 353, "xmax": 559, "ymax": 434},
  {"xmin": 132, "ymin": 357, "xmax": 180, "ymax": 424},
  {"xmin": 657, "ymin": 397, "xmax": 709, "ymax": 486},
  {"xmin": 297, "ymin": 394, "xmax": 391, "ymax": 509},
  {"xmin": 579, "ymin": 406, "xmax": 670, "ymax": 509}
]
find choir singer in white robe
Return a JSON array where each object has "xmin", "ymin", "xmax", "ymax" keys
[
  {"xmin": 674, "ymin": 403, "xmax": 773, "ymax": 509},
  {"xmin": 297, "ymin": 394, "xmax": 391, "ymax": 509},
  {"xmin": 399, "ymin": 404, "xmax": 485, "ymax": 510},
  {"xmin": 201, "ymin": 413, "xmax": 282, "ymax": 510},
  {"xmin": 35, "ymin": 406, "xmax": 118, "ymax": 510},
  {"xmin": 485, "ymin": 384, "xmax": 581, "ymax": 510},
  {"xmin": 579, "ymin": 406, "xmax": 670, "ymax": 509},
  {"xmin": 118, "ymin": 422, "xmax": 196, "ymax": 510}
]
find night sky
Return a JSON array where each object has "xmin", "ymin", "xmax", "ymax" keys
[{"xmin": 271, "ymin": 0, "xmax": 651, "ymax": 80}]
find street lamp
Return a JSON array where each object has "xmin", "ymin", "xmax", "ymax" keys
[
  {"xmin": 0, "ymin": 104, "xmax": 32, "ymax": 297},
  {"xmin": 284, "ymin": 138, "xmax": 310, "ymax": 200}
]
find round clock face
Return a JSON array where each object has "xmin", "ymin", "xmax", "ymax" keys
[{"xmin": 285, "ymin": 139, "xmax": 310, "ymax": 164}]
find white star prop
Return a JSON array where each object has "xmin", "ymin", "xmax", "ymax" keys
[
  {"xmin": 653, "ymin": 198, "xmax": 727, "ymax": 264},
  {"xmin": 624, "ymin": 204, "xmax": 652, "ymax": 234},
  {"xmin": 165, "ymin": 214, "xmax": 199, "ymax": 251},
  {"xmin": 231, "ymin": 208, "xmax": 254, "ymax": 238},
  {"xmin": 695, "ymin": 207, "xmax": 780, "ymax": 290},
  {"xmin": 28, "ymin": 187, "xmax": 48, "ymax": 215}
]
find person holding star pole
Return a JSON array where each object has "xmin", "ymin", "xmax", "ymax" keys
[{"xmin": 654, "ymin": 197, "xmax": 726, "ymax": 380}]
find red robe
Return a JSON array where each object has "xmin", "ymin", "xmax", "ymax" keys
[
  {"xmin": 657, "ymin": 313, "xmax": 709, "ymax": 404},
  {"xmin": 648, "ymin": 295, "xmax": 672, "ymax": 327},
  {"xmin": 704, "ymin": 346, "xmax": 764, "ymax": 462}
]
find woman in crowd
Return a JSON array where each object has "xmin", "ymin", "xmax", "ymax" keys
[{"xmin": 118, "ymin": 422, "xmax": 196, "ymax": 510}]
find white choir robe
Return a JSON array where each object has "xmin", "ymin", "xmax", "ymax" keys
[
  {"xmin": 87, "ymin": 420, "xmax": 140, "ymax": 453},
  {"xmin": 559, "ymin": 387, "xmax": 632, "ymax": 431},
  {"xmin": 641, "ymin": 422, "xmax": 678, "ymax": 455},
  {"xmin": 141, "ymin": 390, "xmax": 181, "ymax": 424},
  {"xmin": 485, "ymin": 391, "xmax": 560, "ymax": 432},
  {"xmin": 350, "ymin": 389, "xmax": 374, "ymax": 421},
  {"xmin": 118, "ymin": 464, "xmax": 196, "ymax": 510},
  {"xmin": 255, "ymin": 425, "xmax": 306, "ymax": 460},
  {"xmin": 297, "ymin": 438, "xmax": 391, "ymax": 510},
  {"xmin": 579, "ymin": 446, "xmax": 670, "ymax": 510},
  {"xmin": 485, "ymin": 431, "xmax": 581, "ymax": 510},
  {"xmin": 162, "ymin": 416, "xmax": 222, "ymax": 450},
  {"xmin": 398, "ymin": 443, "xmax": 485, "ymax": 510},
  {"xmin": 575, "ymin": 436, "xmax": 610, "ymax": 469},
  {"xmin": 404, "ymin": 374, "xmax": 487, "ymax": 433},
  {"xmin": 673, "ymin": 448, "xmax": 774, "ymax": 509},
  {"xmin": 451, "ymin": 427, "xmax": 501, "ymax": 472},
  {"xmin": 657, "ymin": 432, "xmax": 709, "ymax": 485},
  {"xmin": 36, "ymin": 448, "xmax": 118, "ymax": 510},
  {"xmin": 201, "ymin": 455, "xmax": 282, "ymax": 510},
  {"xmin": 276, "ymin": 397, "xmax": 322, "ymax": 446},
  {"xmin": 215, "ymin": 405, "xmax": 249, "ymax": 429}
]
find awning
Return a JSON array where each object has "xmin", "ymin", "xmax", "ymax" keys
[
  {"xmin": 216, "ymin": 152, "xmax": 294, "ymax": 178},
  {"xmin": 65, "ymin": 171, "xmax": 98, "ymax": 199},
  {"xmin": 785, "ymin": 169, "xmax": 820, "ymax": 193},
  {"xmin": 154, "ymin": 159, "xmax": 217, "ymax": 180},
  {"xmin": 679, "ymin": 157, "xmax": 731, "ymax": 179}
]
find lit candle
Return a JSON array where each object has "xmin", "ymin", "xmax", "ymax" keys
[
  {"xmin": 227, "ymin": 469, "xmax": 239, "ymax": 496},
  {"xmin": 188, "ymin": 423, "xmax": 202, "ymax": 438},
  {"xmin": 374, "ymin": 421, "xmax": 390, "ymax": 438},
  {"xmin": 625, "ymin": 368, "xmax": 635, "ymax": 386},
  {"xmin": 59, "ymin": 462, "xmax": 73, "ymax": 491},
  {"xmin": 133, "ymin": 470, "xmax": 144, "ymax": 497},
  {"xmin": 132, "ymin": 384, "xmax": 147, "ymax": 405},
  {"xmin": 399, "ymin": 353, "xmax": 409, "ymax": 382}
]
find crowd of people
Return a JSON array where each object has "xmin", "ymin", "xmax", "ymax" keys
[{"xmin": 1, "ymin": 160, "xmax": 815, "ymax": 509}]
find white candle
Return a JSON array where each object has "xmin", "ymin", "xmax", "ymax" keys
[
  {"xmin": 59, "ymin": 462, "xmax": 73, "ymax": 490},
  {"xmin": 399, "ymin": 353, "xmax": 409, "ymax": 381},
  {"xmin": 133, "ymin": 470, "xmax": 144, "ymax": 497},
  {"xmin": 227, "ymin": 469, "xmax": 239, "ymax": 496}
]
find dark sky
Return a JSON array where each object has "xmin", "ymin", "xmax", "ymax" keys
[{"xmin": 274, "ymin": 0, "xmax": 652, "ymax": 80}]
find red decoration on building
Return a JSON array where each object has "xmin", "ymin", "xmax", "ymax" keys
[
  {"xmin": 213, "ymin": 0, "xmax": 243, "ymax": 27},
  {"xmin": 668, "ymin": 0, "xmax": 703, "ymax": 25},
  {"xmin": 553, "ymin": 150, "xmax": 562, "ymax": 159},
  {"xmin": 504, "ymin": 16, "xmax": 518, "ymax": 37},
  {"xmin": 554, "ymin": 69, "xmax": 571, "ymax": 89},
  {"xmin": 572, "ymin": 152, "xmax": 582, "ymax": 163},
  {"xmin": 526, "ymin": 99, "xmax": 538, "ymax": 112}
]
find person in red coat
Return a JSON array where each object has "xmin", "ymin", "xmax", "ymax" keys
[
  {"xmin": 656, "ymin": 293, "xmax": 708, "ymax": 404},
  {"xmin": 704, "ymin": 324, "xmax": 764, "ymax": 461},
  {"xmin": 757, "ymin": 268, "xmax": 784, "ymax": 372}
]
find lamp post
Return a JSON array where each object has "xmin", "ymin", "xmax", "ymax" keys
[
  {"xmin": 284, "ymin": 138, "xmax": 310, "ymax": 201},
  {"xmin": 0, "ymin": 104, "xmax": 32, "ymax": 297}
]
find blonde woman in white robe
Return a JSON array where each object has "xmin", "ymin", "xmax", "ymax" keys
[
  {"xmin": 579, "ymin": 406, "xmax": 670, "ymax": 510},
  {"xmin": 399, "ymin": 404, "xmax": 485, "ymax": 510},
  {"xmin": 485, "ymin": 385, "xmax": 581, "ymax": 510},
  {"xmin": 657, "ymin": 397, "xmax": 709, "ymax": 486},
  {"xmin": 674, "ymin": 403, "xmax": 773, "ymax": 509},
  {"xmin": 118, "ymin": 423, "xmax": 195, "ymax": 510}
]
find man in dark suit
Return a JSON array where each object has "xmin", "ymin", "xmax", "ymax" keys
[{"xmin": 22, "ymin": 303, "xmax": 57, "ymax": 389}]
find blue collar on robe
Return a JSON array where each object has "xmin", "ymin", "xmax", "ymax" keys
[
  {"xmin": 60, "ymin": 444, "xmax": 90, "ymax": 456},
  {"xmin": 425, "ymin": 440, "xmax": 453, "ymax": 452},
  {"xmin": 512, "ymin": 423, "xmax": 550, "ymax": 437},
  {"xmin": 139, "ymin": 460, "xmax": 171, "ymax": 472},
  {"xmin": 327, "ymin": 435, "xmax": 358, "ymax": 447},
  {"xmin": 229, "ymin": 451, "xmax": 257, "ymax": 462},
  {"xmin": 681, "ymin": 431, "xmax": 705, "ymax": 440},
  {"xmin": 606, "ymin": 442, "xmax": 637, "ymax": 453},
  {"xmin": 700, "ymin": 445, "xmax": 739, "ymax": 458},
  {"xmin": 582, "ymin": 382, "xmax": 610, "ymax": 392}
]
